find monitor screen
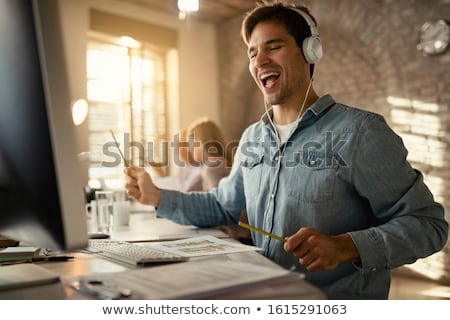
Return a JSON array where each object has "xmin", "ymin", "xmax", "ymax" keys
[{"xmin": 0, "ymin": 0, "xmax": 88, "ymax": 251}]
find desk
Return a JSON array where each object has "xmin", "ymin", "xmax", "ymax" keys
[
  {"xmin": 108, "ymin": 211, "xmax": 229, "ymax": 242},
  {"xmin": 1, "ymin": 211, "xmax": 326, "ymax": 300}
]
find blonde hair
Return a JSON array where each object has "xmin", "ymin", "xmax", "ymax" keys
[{"xmin": 187, "ymin": 117, "xmax": 233, "ymax": 167}]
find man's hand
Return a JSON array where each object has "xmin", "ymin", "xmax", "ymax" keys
[
  {"xmin": 124, "ymin": 166, "xmax": 162, "ymax": 206},
  {"xmin": 284, "ymin": 227, "xmax": 360, "ymax": 272}
]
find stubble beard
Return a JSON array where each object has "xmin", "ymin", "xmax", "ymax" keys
[{"xmin": 263, "ymin": 88, "xmax": 289, "ymax": 107}]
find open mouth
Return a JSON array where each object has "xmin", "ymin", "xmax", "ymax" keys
[{"xmin": 260, "ymin": 71, "xmax": 280, "ymax": 89}]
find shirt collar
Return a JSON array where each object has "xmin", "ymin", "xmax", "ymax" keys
[
  {"xmin": 308, "ymin": 94, "xmax": 335, "ymax": 116},
  {"xmin": 261, "ymin": 94, "xmax": 335, "ymax": 125}
]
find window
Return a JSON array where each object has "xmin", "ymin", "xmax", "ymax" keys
[{"xmin": 86, "ymin": 33, "xmax": 168, "ymax": 189}]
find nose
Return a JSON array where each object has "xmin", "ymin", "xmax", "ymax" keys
[{"xmin": 253, "ymin": 50, "xmax": 270, "ymax": 69}]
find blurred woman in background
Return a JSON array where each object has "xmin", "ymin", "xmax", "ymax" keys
[{"xmin": 186, "ymin": 117, "xmax": 251, "ymax": 244}]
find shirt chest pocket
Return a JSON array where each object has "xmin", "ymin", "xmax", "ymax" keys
[
  {"xmin": 285, "ymin": 153, "xmax": 337, "ymax": 202},
  {"xmin": 241, "ymin": 152, "xmax": 264, "ymax": 200}
]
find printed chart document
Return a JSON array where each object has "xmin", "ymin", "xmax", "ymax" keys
[
  {"xmin": 144, "ymin": 235, "xmax": 261, "ymax": 257},
  {"xmin": 67, "ymin": 259, "xmax": 298, "ymax": 299}
]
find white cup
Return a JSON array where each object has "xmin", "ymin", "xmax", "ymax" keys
[
  {"xmin": 112, "ymin": 190, "xmax": 130, "ymax": 228},
  {"xmin": 112, "ymin": 201, "xmax": 130, "ymax": 227},
  {"xmin": 95, "ymin": 191, "xmax": 113, "ymax": 233}
]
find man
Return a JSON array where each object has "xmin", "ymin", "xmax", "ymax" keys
[{"xmin": 125, "ymin": 0, "xmax": 448, "ymax": 299}]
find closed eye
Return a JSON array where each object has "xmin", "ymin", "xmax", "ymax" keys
[
  {"xmin": 248, "ymin": 46, "xmax": 282, "ymax": 59},
  {"xmin": 247, "ymin": 39, "xmax": 286, "ymax": 59}
]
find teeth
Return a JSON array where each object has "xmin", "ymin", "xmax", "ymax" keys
[{"xmin": 259, "ymin": 72, "xmax": 279, "ymax": 80}]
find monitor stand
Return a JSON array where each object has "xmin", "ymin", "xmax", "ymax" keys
[{"xmin": 0, "ymin": 263, "xmax": 60, "ymax": 291}]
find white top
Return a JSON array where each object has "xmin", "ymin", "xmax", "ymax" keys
[{"xmin": 274, "ymin": 121, "xmax": 297, "ymax": 143}]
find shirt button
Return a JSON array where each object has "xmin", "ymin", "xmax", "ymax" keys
[
  {"xmin": 271, "ymin": 194, "xmax": 275, "ymax": 198},
  {"xmin": 275, "ymin": 156, "xmax": 279, "ymax": 161}
]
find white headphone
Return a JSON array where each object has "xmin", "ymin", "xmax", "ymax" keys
[{"xmin": 289, "ymin": 8, "xmax": 323, "ymax": 64}]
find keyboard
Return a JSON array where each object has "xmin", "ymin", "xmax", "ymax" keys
[{"xmin": 87, "ymin": 240, "xmax": 187, "ymax": 266}]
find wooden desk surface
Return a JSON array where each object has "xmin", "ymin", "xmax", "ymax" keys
[{"xmin": 1, "ymin": 212, "xmax": 326, "ymax": 300}]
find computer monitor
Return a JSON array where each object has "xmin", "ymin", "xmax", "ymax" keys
[{"xmin": 0, "ymin": 0, "xmax": 88, "ymax": 251}]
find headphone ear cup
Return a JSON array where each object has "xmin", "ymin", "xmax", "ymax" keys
[
  {"xmin": 302, "ymin": 35, "xmax": 323, "ymax": 64},
  {"xmin": 288, "ymin": 8, "xmax": 322, "ymax": 64}
]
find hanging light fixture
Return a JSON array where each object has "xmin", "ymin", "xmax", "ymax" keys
[
  {"xmin": 177, "ymin": 0, "xmax": 199, "ymax": 12},
  {"xmin": 177, "ymin": 0, "xmax": 199, "ymax": 20}
]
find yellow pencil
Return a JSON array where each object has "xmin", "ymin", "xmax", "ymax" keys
[
  {"xmin": 110, "ymin": 130, "xmax": 129, "ymax": 167},
  {"xmin": 238, "ymin": 221, "xmax": 286, "ymax": 243}
]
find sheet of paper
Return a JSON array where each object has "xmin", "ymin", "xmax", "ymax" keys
[
  {"xmin": 70, "ymin": 259, "xmax": 291, "ymax": 299},
  {"xmin": 145, "ymin": 235, "xmax": 261, "ymax": 257}
]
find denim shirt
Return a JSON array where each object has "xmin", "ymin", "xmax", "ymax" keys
[{"xmin": 157, "ymin": 94, "xmax": 448, "ymax": 299}]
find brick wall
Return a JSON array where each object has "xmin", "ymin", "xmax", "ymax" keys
[{"xmin": 217, "ymin": 0, "xmax": 450, "ymax": 282}]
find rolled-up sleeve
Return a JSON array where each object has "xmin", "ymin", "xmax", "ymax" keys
[{"xmin": 156, "ymin": 133, "xmax": 249, "ymax": 228}]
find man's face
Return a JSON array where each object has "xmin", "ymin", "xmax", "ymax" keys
[{"xmin": 247, "ymin": 20, "xmax": 309, "ymax": 107}]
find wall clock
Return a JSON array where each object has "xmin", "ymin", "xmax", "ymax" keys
[{"xmin": 417, "ymin": 19, "xmax": 450, "ymax": 56}]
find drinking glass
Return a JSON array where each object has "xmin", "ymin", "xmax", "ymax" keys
[{"xmin": 95, "ymin": 191, "xmax": 113, "ymax": 233}]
